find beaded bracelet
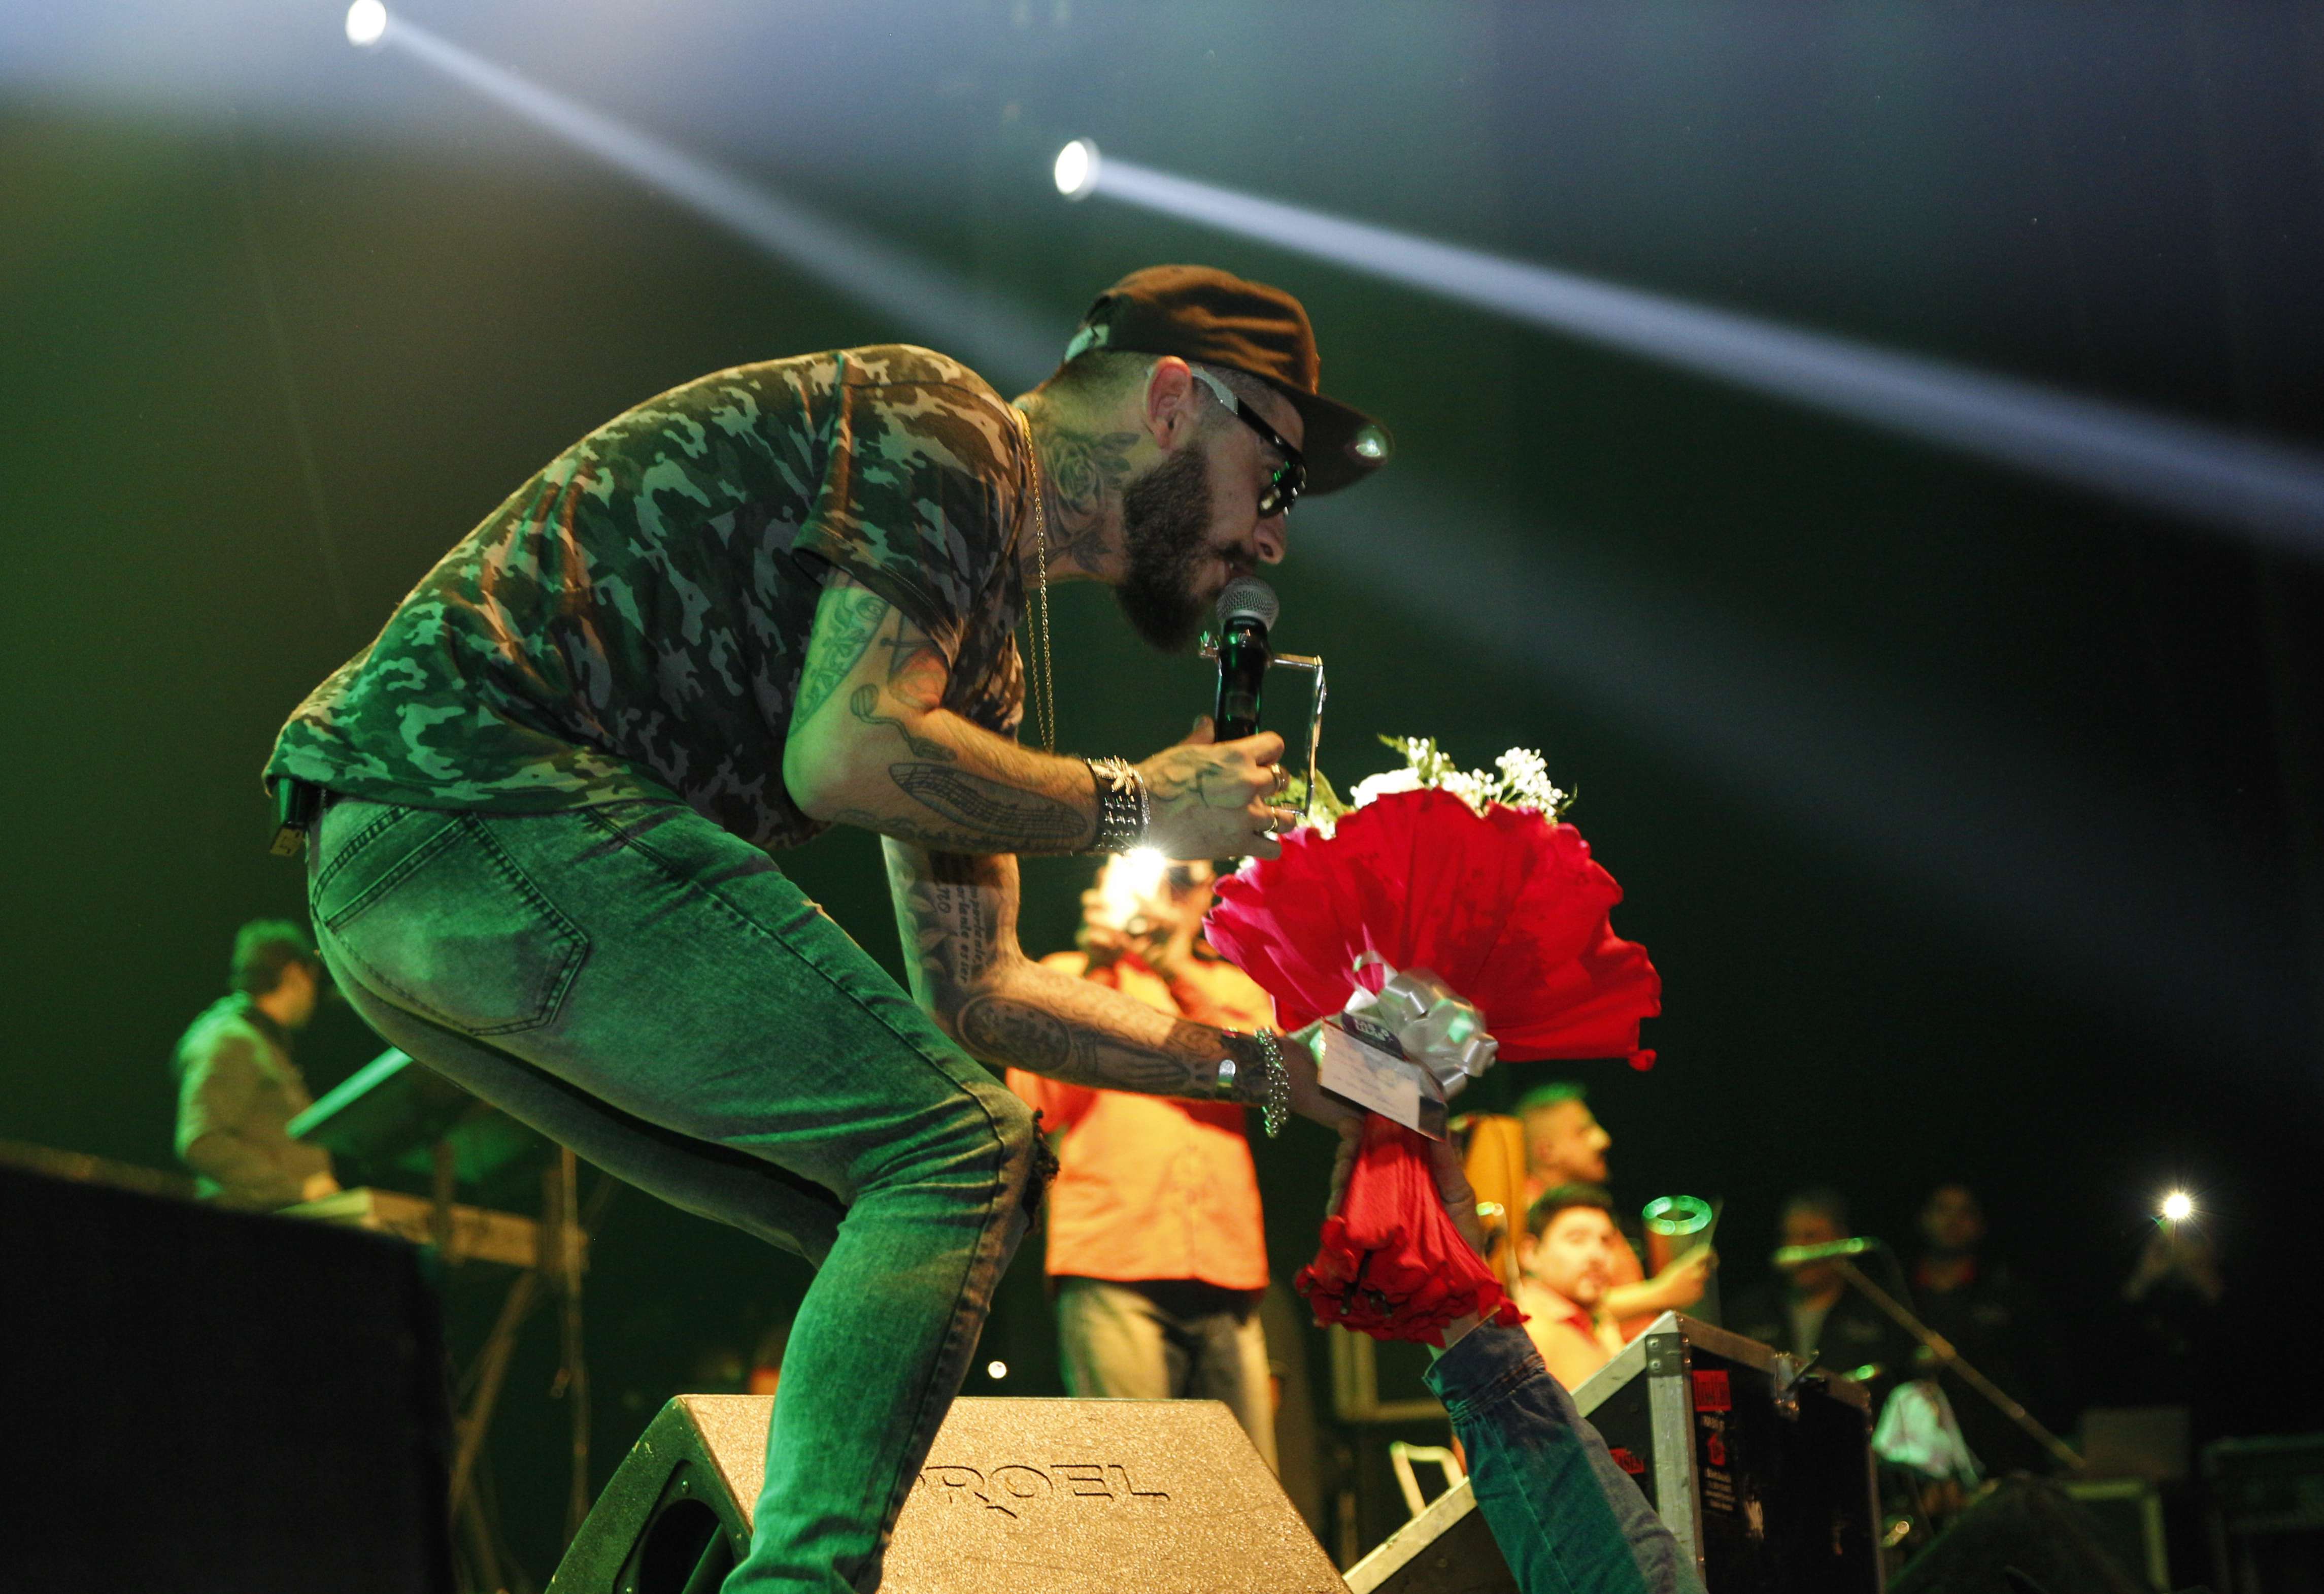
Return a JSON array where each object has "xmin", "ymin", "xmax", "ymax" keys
[{"xmin": 1251, "ymin": 1027, "xmax": 1290, "ymax": 1139}]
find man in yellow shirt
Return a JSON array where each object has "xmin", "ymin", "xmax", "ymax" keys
[{"xmin": 1005, "ymin": 853, "xmax": 1279, "ymax": 1465}]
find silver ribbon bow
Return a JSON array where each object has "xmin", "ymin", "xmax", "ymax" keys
[{"xmin": 1343, "ymin": 954, "xmax": 1499, "ymax": 1096}]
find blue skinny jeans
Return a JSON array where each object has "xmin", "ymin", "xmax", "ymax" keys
[
  {"xmin": 1426, "ymin": 1323, "xmax": 1706, "ymax": 1594},
  {"xmin": 306, "ymin": 795, "xmax": 1041, "ymax": 1592}
]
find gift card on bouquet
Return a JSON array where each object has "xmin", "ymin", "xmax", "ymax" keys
[{"xmin": 1312, "ymin": 1013, "xmax": 1449, "ymax": 1140}]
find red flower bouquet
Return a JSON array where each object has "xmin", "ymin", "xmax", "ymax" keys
[{"xmin": 1208, "ymin": 777, "xmax": 1661, "ymax": 1343}]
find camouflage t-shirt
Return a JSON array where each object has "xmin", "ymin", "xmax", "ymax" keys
[{"xmin": 266, "ymin": 346, "xmax": 1029, "ymax": 852}]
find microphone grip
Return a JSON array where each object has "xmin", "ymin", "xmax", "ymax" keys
[{"xmin": 1213, "ymin": 619, "xmax": 1269, "ymax": 740}]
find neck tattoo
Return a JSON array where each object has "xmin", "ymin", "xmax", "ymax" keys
[{"xmin": 1014, "ymin": 405, "xmax": 1058, "ymax": 754}]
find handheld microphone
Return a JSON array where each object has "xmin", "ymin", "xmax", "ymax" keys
[
  {"xmin": 1211, "ymin": 577, "xmax": 1278, "ymax": 741},
  {"xmin": 1770, "ymin": 1237, "xmax": 1876, "ymax": 1268}
]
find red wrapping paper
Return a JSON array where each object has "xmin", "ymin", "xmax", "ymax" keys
[
  {"xmin": 1208, "ymin": 788, "xmax": 1660, "ymax": 1068},
  {"xmin": 1297, "ymin": 1114, "xmax": 1525, "ymax": 1346},
  {"xmin": 1207, "ymin": 787, "xmax": 1662, "ymax": 1342}
]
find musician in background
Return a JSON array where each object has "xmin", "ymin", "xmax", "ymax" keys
[
  {"xmin": 1913, "ymin": 1182, "xmax": 2068, "ymax": 1474},
  {"xmin": 1514, "ymin": 1083, "xmax": 1712, "ymax": 1336},
  {"xmin": 1005, "ymin": 853, "xmax": 1279, "ymax": 1466},
  {"xmin": 1726, "ymin": 1188, "xmax": 1915, "ymax": 1404},
  {"xmin": 172, "ymin": 920, "xmax": 339, "ymax": 1211},
  {"xmin": 1515, "ymin": 1184, "xmax": 1630, "ymax": 1391}
]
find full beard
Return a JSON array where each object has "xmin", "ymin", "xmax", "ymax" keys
[{"xmin": 1113, "ymin": 443, "xmax": 1217, "ymax": 652}]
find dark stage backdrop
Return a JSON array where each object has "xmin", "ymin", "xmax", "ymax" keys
[{"xmin": 4, "ymin": 1, "xmax": 2320, "ymax": 1579}]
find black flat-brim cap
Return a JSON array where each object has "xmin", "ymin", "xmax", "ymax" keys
[{"xmin": 1065, "ymin": 264, "xmax": 1390, "ymax": 495}]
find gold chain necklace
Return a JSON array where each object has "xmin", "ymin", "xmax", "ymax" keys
[{"xmin": 1014, "ymin": 405, "xmax": 1058, "ymax": 754}]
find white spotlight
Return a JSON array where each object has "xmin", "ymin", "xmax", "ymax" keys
[
  {"xmin": 985, "ymin": 1360, "xmax": 1008, "ymax": 1380},
  {"xmin": 2160, "ymin": 1190, "xmax": 2195, "ymax": 1223},
  {"xmin": 1053, "ymin": 139, "xmax": 1101, "ymax": 201},
  {"xmin": 345, "ymin": 0, "xmax": 388, "ymax": 47}
]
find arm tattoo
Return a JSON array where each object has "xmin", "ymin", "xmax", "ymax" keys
[
  {"xmin": 895, "ymin": 880, "xmax": 996, "ymax": 1005},
  {"xmin": 850, "ymin": 683, "xmax": 956, "ymax": 760},
  {"xmin": 956, "ymin": 993, "xmax": 1228, "ymax": 1098},
  {"xmin": 958, "ymin": 995, "xmax": 1077, "ymax": 1071},
  {"xmin": 843, "ymin": 684, "xmax": 1091, "ymax": 852},
  {"xmin": 795, "ymin": 585, "xmax": 889, "ymax": 724},
  {"xmin": 888, "ymin": 766, "xmax": 1087, "ymax": 844},
  {"xmin": 886, "ymin": 845, "xmax": 1253, "ymax": 1100}
]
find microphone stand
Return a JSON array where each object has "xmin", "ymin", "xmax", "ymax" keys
[{"xmin": 1830, "ymin": 1255, "xmax": 2086, "ymax": 1475}]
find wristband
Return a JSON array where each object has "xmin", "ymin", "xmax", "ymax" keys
[
  {"xmin": 1084, "ymin": 756, "xmax": 1149, "ymax": 853},
  {"xmin": 1215, "ymin": 1032, "xmax": 1289, "ymax": 1138}
]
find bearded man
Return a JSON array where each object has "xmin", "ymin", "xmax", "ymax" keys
[{"xmin": 263, "ymin": 267, "xmax": 1382, "ymax": 1592}]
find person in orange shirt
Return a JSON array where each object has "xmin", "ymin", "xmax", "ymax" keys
[
  {"xmin": 1005, "ymin": 853, "xmax": 1279, "ymax": 1466},
  {"xmin": 1515, "ymin": 1183, "xmax": 1632, "ymax": 1391},
  {"xmin": 1517, "ymin": 1082, "xmax": 1713, "ymax": 1338}
]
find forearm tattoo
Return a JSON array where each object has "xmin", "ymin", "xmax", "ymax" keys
[
  {"xmin": 957, "ymin": 992, "xmax": 1233, "ymax": 1100},
  {"xmin": 888, "ymin": 847, "xmax": 1252, "ymax": 1102},
  {"xmin": 889, "ymin": 858, "xmax": 998, "ymax": 1010},
  {"xmin": 887, "ymin": 768, "xmax": 1087, "ymax": 844}
]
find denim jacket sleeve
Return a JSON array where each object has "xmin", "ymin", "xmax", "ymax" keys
[{"xmin": 1424, "ymin": 1323, "xmax": 1706, "ymax": 1594}]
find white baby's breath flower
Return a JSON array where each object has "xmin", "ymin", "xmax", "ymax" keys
[
  {"xmin": 1491, "ymin": 747, "xmax": 1566, "ymax": 814},
  {"xmin": 1350, "ymin": 734, "xmax": 1569, "ymax": 819},
  {"xmin": 1496, "ymin": 748, "xmax": 1546, "ymax": 785},
  {"xmin": 1440, "ymin": 769, "xmax": 1492, "ymax": 814}
]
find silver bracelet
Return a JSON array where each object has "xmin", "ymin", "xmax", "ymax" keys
[{"xmin": 1084, "ymin": 756, "xmax": 1149, "ymax": 853}]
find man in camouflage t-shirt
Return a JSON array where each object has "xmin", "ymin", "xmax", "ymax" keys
[{"xmin": 271, "ymin": 267, "xmax": 1386, "ymax": 1591}]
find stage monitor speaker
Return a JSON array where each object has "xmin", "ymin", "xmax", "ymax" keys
[
  {"xmin": 549, "ymin": 1394, "xmax": 1348, "ymax": 1594},
  {"xmin": 1889, "ymin": 1477, "xmax": 2153, "ymax": 1594},
  {"xmin": 1346, "ymin": 1312, "xmax": 1880, "ymax": 1594},
  {"xmin": 0, "ymin": 1164, "xmax": 454, "ymax": 1594}
]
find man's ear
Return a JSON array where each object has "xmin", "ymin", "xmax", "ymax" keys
[{"xmin": 1141, "ymin": 357, "xmax": 1200, "ymax": 448}]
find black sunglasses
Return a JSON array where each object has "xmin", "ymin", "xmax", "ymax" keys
[{"xmin": 1189, "ymin": 368, "xmax": 1306, "ymax": 518}]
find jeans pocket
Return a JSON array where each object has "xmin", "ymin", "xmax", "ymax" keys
[{"xmin": 317, "ymin": 810, "xmax": 589, "ymax": 1038}]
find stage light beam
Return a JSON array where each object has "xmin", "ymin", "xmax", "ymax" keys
[
  {"xmin": 1060, "ymin": 148, "xmax": 2324, "ymax": 558},
  {"xmin": 344, "ymin": 1, "xmax": 387, "ymax": 48},
  {"xmin": 2160, "ymin": 1190, "xmax": 2195, "ymax": 1223},
  {"xmin": 353, "ymin": 17, "xmax": 1053, "ymax": 384}
]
